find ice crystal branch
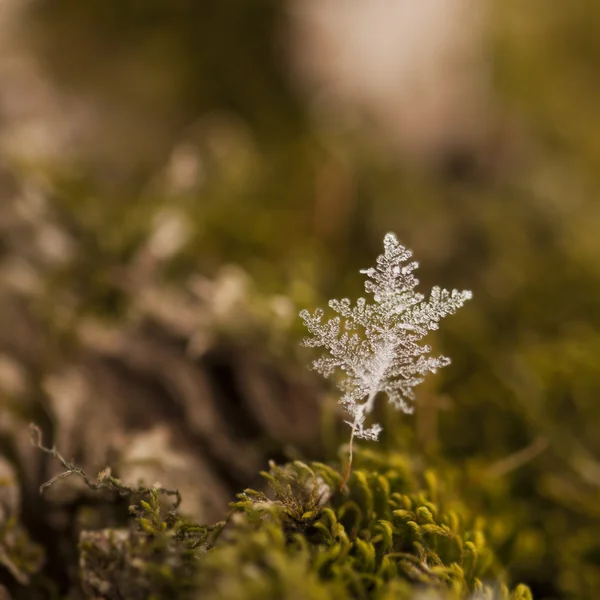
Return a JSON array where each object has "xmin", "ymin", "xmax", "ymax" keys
[{"xmin": 300, "ymin": 233, "xmax": 471, "ymax": 480}]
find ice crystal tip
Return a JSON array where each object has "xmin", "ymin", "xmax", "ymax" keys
[{"xmin": 383, "ymin": 232, "xmax": 398, "ymax": 246}]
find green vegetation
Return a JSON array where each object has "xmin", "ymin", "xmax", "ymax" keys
[{"xmin": 19, "ymin": 441, "xmax": 534, "ymax": 599}]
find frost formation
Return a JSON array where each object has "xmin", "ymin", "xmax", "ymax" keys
[{"xmin": 300, "ymin": 233, "xmax": 472, "ymax": 442}]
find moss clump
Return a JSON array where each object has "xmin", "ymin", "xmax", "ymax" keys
[
  {"xmin": 27, "ymin": 425, "xmax": 224, "ymax": 600},
  {"xmin": 78, "ymin": 489, "xmax": 216, "ymax": 600},
  {"xmin": 199, "ymin": 458, "xmax": 533, "ymax": 600}
]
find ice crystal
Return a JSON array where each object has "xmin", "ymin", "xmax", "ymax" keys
[{"xmin": 300, "ymin": 233, "xmax": 471, "ymax": 443}]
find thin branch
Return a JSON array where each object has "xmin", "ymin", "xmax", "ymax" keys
[{"xmin": 29, "ymin": 423, "xmax": 182, "ymax": 510}]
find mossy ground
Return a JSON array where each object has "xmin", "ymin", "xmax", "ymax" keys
[{"xmin": 13, "ymin": 443, "xmax": 533, "ymax": 599}]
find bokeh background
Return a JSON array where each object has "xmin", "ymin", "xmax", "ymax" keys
[{"xmin": 1, "ymin": 1, "xmax": 600, "ymax": 598}]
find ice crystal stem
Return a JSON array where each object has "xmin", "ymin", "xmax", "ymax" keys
[
  {"xmin": 340, "ymin": 425, "xmax": 356, "ymax": 491},
  {"xmin": 340, "ymin": 388, "xmax": 377, "ymax": 490}
]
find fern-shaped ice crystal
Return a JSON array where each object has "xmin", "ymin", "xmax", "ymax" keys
[{"xmin": 300, "ymin": 233, "xmax": 471, "ymax": 446}]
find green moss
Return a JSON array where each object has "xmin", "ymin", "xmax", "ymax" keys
[
  {"xmin": 79, "ymin": 488, "xmax": 214, "ymax": 600},
  {"xmin": 200, "ymin": 458, "xmax": 532, "ymax": 600},
  {"xmin": 27, "ymin": 425, "xmax": 533, "ymax": 599}
]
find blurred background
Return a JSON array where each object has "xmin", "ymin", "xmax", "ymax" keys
[{"xmin": 1, "ymin": 1, "xmax": 600, "ymax": 598}]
